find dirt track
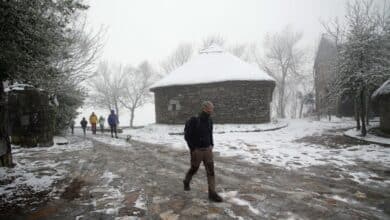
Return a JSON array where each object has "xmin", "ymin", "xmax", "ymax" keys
[{"xmin": 1, "ymin": 131, "xmax": 389, "ymax": 219}]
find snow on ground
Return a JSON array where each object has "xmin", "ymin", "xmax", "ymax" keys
[
  {"xmin": 123, "ymin": 118, "xmax": 390, "ymax": 170},
  {"xmin": 221, "ymin": 191, "xmax": 261, "ymax": 215},
  {"xmin": 0, "ymin": 137, "xmax": 93, "ymax": 203},
  {"xmin": 345, "ymin": 128, "xmax": 390, "ymax": 146},
  {"xmin": 90, "ymin": 169, "xmax": 125, "ymax": 216},
  {"xmin": 91, "ymin": 135, "xmax": 132, "ymax": 148}
]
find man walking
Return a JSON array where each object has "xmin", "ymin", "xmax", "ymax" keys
[
  {"xmin": 183, "ymin": 101, "xmax": 223, "ymax": 202},
  {"xmin": 89, "ymin": 112, "xmax": 98, "ymax": 134},
  {"xmin": 108, "ymin": 110, "xmax": 118, "ymax": 138}
]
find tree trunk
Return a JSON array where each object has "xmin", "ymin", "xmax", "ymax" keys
[
  {"xmin": 360, "ymin": 86, "xmax": 367, "ymax": 136},
  {"xmin": 366, "ymin": 93, "xmax": 370, "ymax": 126},
  {"xmin": 130, "ymin": 108, "xmax": 135, "ymax": 128},
  {"xmin": 355, "ymin": 96, "xmax": 361, "ymax": 130},
  {"xmin": 0, "ymin": 82, "xmax": 13, "ymax": 167},
  {"xmin": 279, "ymin": 75, "xmax": 286, "ymax": 118},
  {"xmin": 299, "ymin": 100, "xmax": 304, "ymax": 118},
  {"xmin": 114, "ymin": 102, "xmax": 120, "ymax": 124}
]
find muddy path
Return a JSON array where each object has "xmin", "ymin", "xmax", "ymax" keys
[{"xmin": 1, "ymin": 133, "xmax": 389, "ymax": 219}]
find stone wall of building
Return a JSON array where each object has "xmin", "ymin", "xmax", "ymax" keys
[
  {"xmin": 314, "ymin": 36, "xmax": 355, "ymax": 117},
  {"xmin": 152, "ymin": 81, "xmax": 275, "ymax": 124},
  {"xmin": 8, "ymin": 88, "xmax": 55, "ymax": 147},
  {"xmin": 314, "ymin": 37, "xmax": 338, "ymax": 116},
  {"xmin": 379, "ymin": 96, "xmax": 390, "ymax": 134},
  {"xmin": 0, "ymin": 88, "xmax": 13, "ymax": 167}
]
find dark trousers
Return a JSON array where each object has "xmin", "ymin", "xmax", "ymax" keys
[
  {"xmin": 110, "ymin": 125, "xmax": 117, "ymax": 137},
  {"xmin": 82, "ymin": 127, "xmax": 86, "ymax": 136},
  {"xmin": 91, "ymin": 123, "xmax": 97, "ymax": 134},
  {"xmin": 100, "ymin": 125, "xmax": 104, "ymax": 133},
  {"xmin": 184, "ymin": 147, "xmax": 216, "ymax": 193}
]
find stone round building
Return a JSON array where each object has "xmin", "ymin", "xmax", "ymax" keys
[{"xmin": 150, "ymin": 45, "xmax": 275, "ymax": 124}]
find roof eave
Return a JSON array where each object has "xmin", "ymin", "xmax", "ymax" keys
[{"xmin": 149, "ymin": 79, "xmax": 276, "ymax": 92}]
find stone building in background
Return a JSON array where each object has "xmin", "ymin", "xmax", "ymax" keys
[
  {"xmin": 150, "ymin": 45, "xmax": 275, "ymax": 124},
  {"xmin": 372, "ymin": 80, "xmax": 390, "ymax": 134},
  {"xmin": 314, "ymin": 35, "xmax": 354, "ymax": 117},
  {"xmin": 6, "ymin": 84, "xmax": 55, "ymax": 147}
]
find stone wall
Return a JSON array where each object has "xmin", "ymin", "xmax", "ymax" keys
[
  {"xmin": 152, "ymin": 81, "xmax": 275, "ymax": 124},
  {"xmin": 0, "ymin": 88, "xmax": 13, "ymax": 167},
  {"xmin": 379, "ymin": 96, "xmax": 390, "ymax": 134},
  {"xmin": 8, "ymin": 88, "xmax": 55, "ymax": 147}
]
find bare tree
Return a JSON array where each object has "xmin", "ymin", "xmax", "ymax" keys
[
  {"xmin": 120, "ymin": 61, "xmax": 157, "ymax": 127},
  {"xmin": 161, "ymin": 43, "xmax": 193, "ymax": 74},
  {"xmin": 58, "ymin": 16, "xmax": 104, "ymax": 81},
  {"xmin": 253, "ymin": 26, "xmax": 305, "ymax": 118},
  {"xmin": 89, "ymin": 62, "xmax": 126, "ymax": 121},
  {"xmin": 229, "ymin": 43, "xmax": 251, "ymax": 60}
]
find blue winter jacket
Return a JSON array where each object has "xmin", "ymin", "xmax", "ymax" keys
[{"xmin": 108, "ymin": 114, "xmax": 118, "ymax": 126}]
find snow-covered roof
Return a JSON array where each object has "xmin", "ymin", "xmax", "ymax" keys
[
  {"xmin": 4, "ymin": 83, "xmax": 34, "ymax": 92},
  {"xmin": 151, "ymin": 44, "xmax": 275, "ymax": 90},
  {"xmin": 372, "ymin": 79, "xmax": 390, "ymax": 100}
]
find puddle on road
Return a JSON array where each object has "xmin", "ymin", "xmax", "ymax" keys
[{"xmin": 61, "ymin": 178, "xmax": 86, "ymax": 200}]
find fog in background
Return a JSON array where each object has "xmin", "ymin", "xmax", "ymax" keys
[{"xmin": 78, "ymin": 0, "xmax": 362, "ymax": 126}]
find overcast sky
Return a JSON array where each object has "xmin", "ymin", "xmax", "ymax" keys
[
  {"xmin": 86, "ymin": 0, "xmax": 352, "ymax": 66},
  {"xmin": 82, "ymin": 0, "xmax": 385, "ymax": 126}
]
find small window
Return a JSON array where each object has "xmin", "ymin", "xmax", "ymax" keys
[{"xmin": 168, "ymin": 99, "xmax": 181, "ymax": 111}]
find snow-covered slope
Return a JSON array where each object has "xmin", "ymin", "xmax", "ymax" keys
[{"xmin": 151, "ymin": 44, "xmax": 274, "ymax": 89}]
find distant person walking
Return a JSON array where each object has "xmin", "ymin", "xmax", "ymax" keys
[
  {"xmin": 80, "ymin": 117, "xmax": 88, "ymax": 137},
  {"xmin": 183, "ymin": 101, "xmax": 223, "ymax": 202},
  {"xmin": 99, "ymin": 116, "xmax": 105, "ymax": 134},
  {"xmin": 89, "ymin": 112, "xmax": 98, "ymax": 134},
  {"xmin": 108, "ymin": 110, "xmax": 118, "ymax": 138},
  {"xmin": 69, "ymin": 120, "xmax": 75, "ymax": 135}
]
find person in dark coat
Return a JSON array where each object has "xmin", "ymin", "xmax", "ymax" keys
[
  {"xmin": 80, "ymin": 117, "xmax": 88, "ymax": 137},
  {"xmin": 70, "ymin": 120, "xmax": 75, "ymax": 135},
  {"xmin": 183, "ymin": 101, "xmax": 223, "ymax": 202},
  {"xmin": 108, "ymin": 110, "xmax": 118, "ymax": 138}
]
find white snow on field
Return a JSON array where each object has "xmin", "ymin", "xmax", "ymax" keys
[
  {"xmin": 102, "ymin": 171, "xmax": 120, "ymax": 184},
  {"xmin": 134, "ymin": 189, "xmax": 147, "ymax": 210},
  {"xmin": 0, "ymin": 137, "xmax": 93, "ymax": 201},
  {"xmin": 221, "ymin": 191, "xmax": 261, "ymax": 215},
  {"xmin": 123, "ymin": 118, "xmax": 390, "ymax": 170},
  {"xmin": 91, "ymin": 135, "xmax": 132, "ymax": 148},
  {"xmin": 344, "ymin": 128, "xmax": 390, "ymax": 145}
]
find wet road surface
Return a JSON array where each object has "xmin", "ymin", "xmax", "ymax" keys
[{"xmin": 1, "ymin": 132, "xmax": 390, "ymax": 220}]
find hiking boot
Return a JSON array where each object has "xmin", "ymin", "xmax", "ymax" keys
[
  {"xmin": 209, "ymin": 191, "xmax": 223, "ymax": 202},
  {"xmin": 183, "ymin": 180, "xmax": 190, "ymax": 191}
]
